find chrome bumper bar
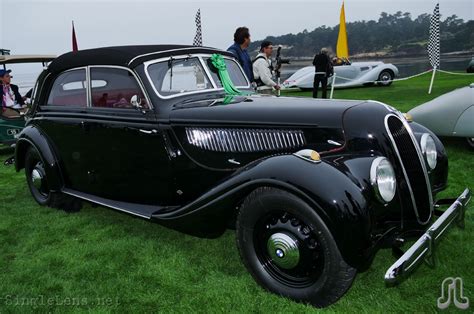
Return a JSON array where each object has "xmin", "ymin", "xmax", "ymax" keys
[{"xmin": 384, "ymin": 188, "xmax": 471, "ymax": 285}]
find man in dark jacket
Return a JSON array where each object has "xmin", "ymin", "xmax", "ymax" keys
[
  {"xmin": 1, "ymin": 69, "xmax": 25, "ymax": 109},
  {"xmin": 312, "ymin": 48, "xmax": 333, "ymax": 99},
  {"xmin": 227, "ymin": 27, "xmax": 254, "ymax": 82}
]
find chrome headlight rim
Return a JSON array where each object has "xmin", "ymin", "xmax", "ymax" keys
[
  {"xmin": 370, "ymin": 157, "xmax": 397, "ymax": 203},
  {"xmin": 420, "ymin": 133, "xmax": 437, "ymax": 170}
]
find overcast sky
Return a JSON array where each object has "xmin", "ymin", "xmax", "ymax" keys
[{"xmin": 1, "ymin": 0, "xmax": 472, "ymax": 56}]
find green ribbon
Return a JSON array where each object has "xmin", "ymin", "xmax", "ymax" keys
[{"xmin": 210, "ymin": 54, "xmax": 244, "ymax": 96}]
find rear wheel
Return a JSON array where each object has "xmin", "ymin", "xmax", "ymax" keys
[
  {"xmin": 377, "ymin": 70, "xmax": 394, "ymax": 86},
  {"xmin": 25, "ymin": 147, "xmax": 81, "ymax": 211},
  {"xmin": 236, "ymin": 187, "xmax": 356, "ymax": 307},
  {"xmin": 467, "ymin": 137, "xmax": 474, "ymax": 149}
]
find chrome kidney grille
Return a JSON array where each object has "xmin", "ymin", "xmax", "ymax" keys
[
  {"xmin": 185, "ymin": 128, "xmax": 306, "ymax": 153},
  {"xmin": 385, "ymin": 114, "xmax": 433, "ymax": 224}
]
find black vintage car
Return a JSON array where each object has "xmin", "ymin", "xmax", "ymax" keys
[{"xmin": 14, "ymin": 45, "xmax": 470, "ymax": 307}]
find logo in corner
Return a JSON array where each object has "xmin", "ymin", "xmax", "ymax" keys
[{"xmin": 437, "ymin": 277, "xmax": 469, "ymax": 310}]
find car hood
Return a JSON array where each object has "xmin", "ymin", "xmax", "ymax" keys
[
  {"xmin": 169, "ymin": 95, "xmax": 364, "ymax": 128},
  {"xmin": 169, "ymin": 95, "xmax": 365, "ymax": 170}
]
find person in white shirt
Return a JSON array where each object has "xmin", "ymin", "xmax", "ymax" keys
[{"xmin": 252, "ymin": 41, "xmax": 281, "ymax": 94}]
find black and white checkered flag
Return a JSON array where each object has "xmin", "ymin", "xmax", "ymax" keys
[
  {"xmin": 427, "ymin": 3, "xmax": 440, "ymax": 68},
  {"xmin": 193, "ymin": 9, "xmax": 203, "ymax": 46}
]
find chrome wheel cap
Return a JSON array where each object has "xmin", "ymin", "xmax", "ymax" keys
[
  {"xmin": 267, "ymin": 232, "xmax": 300, "ymax": 269},
  {"xmin": 31, "ymin": 168, "xmax": 43, "ymax": 191}
]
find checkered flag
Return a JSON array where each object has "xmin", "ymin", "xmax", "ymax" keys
[
  {"xmin": 193, "ymin": 9, "xmax": 203, "ymax": 46},
  {"xmin": 427, "ymin": 3, "xmax": 440, "ymax": 68}
]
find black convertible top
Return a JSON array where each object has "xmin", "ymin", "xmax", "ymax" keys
[{"xmin": 47, "ymin": 45, "xmax": 233, "ymax": 73}]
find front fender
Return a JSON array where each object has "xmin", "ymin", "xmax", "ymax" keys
[
  {"xmin": 15, "ymin": 125, "xmax": 63, "ymax": 192},
  {"xmin": 155, "ymin": 154, "xmax": 374, "ymax": 269}
]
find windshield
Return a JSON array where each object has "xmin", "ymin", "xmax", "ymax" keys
[{"xmin": 146, "ymin": 55, "xmax": 250, "ymax": 98}]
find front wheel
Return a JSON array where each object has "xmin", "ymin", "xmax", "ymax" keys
[
  {"xmin": 377, "ymin": 70, "xmax": 394, "ymax": 86},
  {"xmin": 236, "ymin": 187, "xmax": 356, "ymax": 307}
]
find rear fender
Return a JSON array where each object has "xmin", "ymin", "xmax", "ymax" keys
[{"xmin": 15, "ymin": 125, "xmax": 63, "ymax": 192}]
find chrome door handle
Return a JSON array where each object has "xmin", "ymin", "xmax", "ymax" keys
[{"xmin": 139, "ymin": 129, "xmax": 158, "ymax": 134}]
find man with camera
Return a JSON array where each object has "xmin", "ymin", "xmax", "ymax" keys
[{"xmin": 252, "ymin": 41, "xmax": 280, "ymax": 94}]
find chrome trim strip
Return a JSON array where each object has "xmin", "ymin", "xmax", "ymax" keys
[
  {"xmin": 63, "ymin": 189, "xmax": 150, "ymax": 219},
  {"xmin": 384, "ymin": 188, "xmax": 470, "ymax": 284},
  {"xmin": 85, "ymin": 66, "xmax": 91, "ymax": 107},
  {"xmin": 127, "ymin": 47, "xmax": 229, "ymax": 66}
]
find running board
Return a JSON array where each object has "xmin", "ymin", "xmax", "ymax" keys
[{"xmin": 62, "ymin": 188, "xmax": 174, "ymax": 219}]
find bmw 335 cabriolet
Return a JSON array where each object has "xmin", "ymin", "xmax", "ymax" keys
[{"xmin": 14, "ymin": 45, "xmax": 470, "ymax": 307}]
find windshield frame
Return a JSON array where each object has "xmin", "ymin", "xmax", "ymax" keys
[{"xmin": 143, "ymin": 53, "xmax": 251, "ymax": 100}]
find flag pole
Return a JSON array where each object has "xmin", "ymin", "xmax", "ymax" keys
[
  {"xmin": 428, "ymin": 66, "xmax": 436, "ymax": 94},
  {"xmin": 330, "ymin": 74, "xmax": 336, "ymax": 99}
]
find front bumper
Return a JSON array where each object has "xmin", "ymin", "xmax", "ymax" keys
[{"xmin": 384, "ymin": 188, "xmax": 471, "ymax": 284}]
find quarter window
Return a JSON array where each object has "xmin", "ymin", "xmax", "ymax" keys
[
  {"xmin": 205, "ymin": 58, "xmax": 249, "ymax": 87},
  {"xmin": 90, "ymin": 68, "xmax": 149, "ymax": 109},
  {"xmin": 147, "ymin": 57, "xmax": 212, "ymax": 96},
  {"xmin": 47, "ymin": 69, "xmax": 87, "ymax": 107}
]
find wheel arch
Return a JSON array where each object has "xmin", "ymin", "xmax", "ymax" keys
[
  {"xmin": 15, "ymin": 126, "xmax": 63, "ymax": 192},
  {"xmin": 381, "ymin": 68, "xmax": 395, "ymax": 77}
]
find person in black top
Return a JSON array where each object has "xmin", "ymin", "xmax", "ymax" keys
[{"xmin": 312, "ymin": 48, "xmax": 333, "ymax": 99}]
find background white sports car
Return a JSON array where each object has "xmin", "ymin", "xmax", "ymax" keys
[{"xmin": 283, "ymin": 61, "xmax": 399, "ymax": 89}]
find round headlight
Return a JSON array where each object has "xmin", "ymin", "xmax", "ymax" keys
[
  {"xmin": 420, "ymin": 133, "xmax": 437, "ymax": 170},
  {"xmin": 370, "ymin": 157, "xmax": 397, "ymax": 203}
]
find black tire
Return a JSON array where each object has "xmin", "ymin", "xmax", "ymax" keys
[
  {"xmin": 25, "ymin": 146, "xmax": 81, "ymax": 212},
  {"xmin": 467, "ymin": 137, "xmax": 474, "ymax": 150},
  {"xmin": 377, "ymin": 70, "xmax": 394, "ymax": 86},
  {"xmin": 236, "ymin": 187, "xmax": 356, "ymax": 308}
]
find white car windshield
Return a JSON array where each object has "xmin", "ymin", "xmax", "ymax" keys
[{"xmin": 146, "ymin": 55, "xmax": 249, "ymax": 98}]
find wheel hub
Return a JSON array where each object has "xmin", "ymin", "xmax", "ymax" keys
[
  {"xmin": 267, "ymin": 232, "xmax": 300, "ymax": 269},
  {"xmin": 31, "ymin": 168, "xmax": 44, "ymax": 191}
]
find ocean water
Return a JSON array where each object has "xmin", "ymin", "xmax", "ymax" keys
[{"xmin": 6, "ymin": 54, "xmax": 472, "ymax": 96}]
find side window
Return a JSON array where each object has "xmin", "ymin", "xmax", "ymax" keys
[
  {"xmin": 47, "ymin": 69, "xmax": 87, "ymax": 107},
  {"xmin": 90, "ymin": 68, "xmax": 148, "ymax": 109}
]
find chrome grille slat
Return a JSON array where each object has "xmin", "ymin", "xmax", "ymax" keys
[
  {"xmin": 385, "ymin": 114, "xmax": 433, "ymax": 225},
  {"xmin": 185, "ymin": 128, "xmax": 306, "ymax": 153}
]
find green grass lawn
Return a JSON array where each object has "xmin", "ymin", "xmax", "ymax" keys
[{"xmin": 0, "ymin": 72, "xmax": 473, "ymax": 312}]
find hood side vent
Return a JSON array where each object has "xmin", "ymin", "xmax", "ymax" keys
[{"xmin": 185, "ymin": 128, "xmax": 306, "ymax": 153}]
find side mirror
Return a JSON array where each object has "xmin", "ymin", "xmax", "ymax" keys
[{"xmin": 131, "ymin": 94, "xmax": 142, "ymax": 109}]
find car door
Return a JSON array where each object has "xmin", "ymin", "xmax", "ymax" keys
[
  {"xmin": 36, "ymin": 68, "xmax": 92, "ymax": 190},
  {"xmin": 82, "ymin": 66, "xmax": 175, "ymax": 205},
  {"xmin": 334, "ymin": 64, "xmax": 359, "ymax": 84}
]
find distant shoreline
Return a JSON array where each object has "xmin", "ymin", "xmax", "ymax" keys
[{"xmin": 285, "ymin": 50, "xmax": 473, "ymax": 62}]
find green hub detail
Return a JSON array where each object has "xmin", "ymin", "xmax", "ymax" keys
[{"xmin": 266, "ymin": 232, "xmax": 300, "ymax": 269}]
